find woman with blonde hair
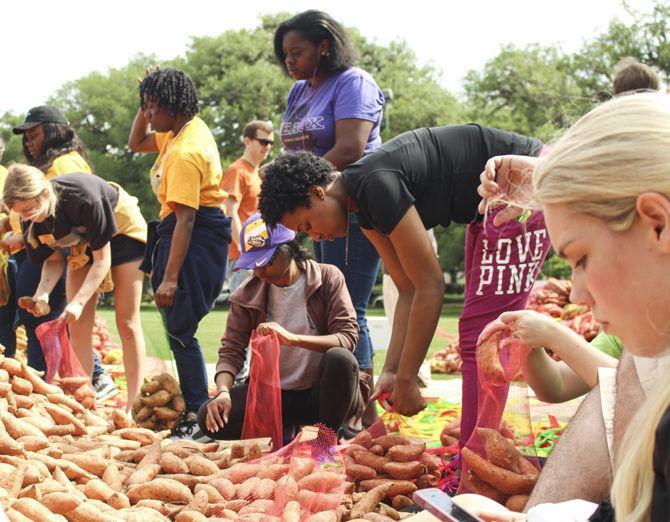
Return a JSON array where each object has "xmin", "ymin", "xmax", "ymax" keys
[
  {"xmin": 3, "ymin": 165, "xmax": 147, "ymax": 408},
  {"xmin": 466, "ymin": 92, "xmax": 670, "ymax": 521}
]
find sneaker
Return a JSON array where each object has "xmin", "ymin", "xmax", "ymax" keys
[
  {"xmin": 171, "ymin": 412, "xmax": 212, "ymax": 442},
  {"xmin": 93, "ymin": 373, "xmax": 119, "ymax": 402}
]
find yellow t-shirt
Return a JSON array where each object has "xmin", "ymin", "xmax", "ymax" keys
[
  {"xmin": 0, "ymin": 165, "xmax": 8, "ymax": 192},
  {"xmin": 150, "ymin": 117, "xmax": 226, "ymax": 219},
  {"xmin": 45, "ymin": 150, "xmax": 92, "ymax": 179}
]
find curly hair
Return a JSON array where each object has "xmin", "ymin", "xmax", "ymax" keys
[
  {"xmin": 274, "ymin": 10, "xmax": 356, "ymax": 75},
  {"xmin": 139, "ymin": 67, "xmax": 199, "ymax": 118},
  {"xmin": 259, "ymin": 151, "xmax": 336, "ymax": 227},
  {"xmin": 23, "ymin": 121, "xmax": 94, "ymax": 174}
]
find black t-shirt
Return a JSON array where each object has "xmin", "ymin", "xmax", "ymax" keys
[
  {"xmin": 652, "ymin": 405, "xmax": 670, "ymax": 521},
  {"xmin": 24, "ymin": 173, "xmax": 119, "ymax": 263},
  {"xmin": 341, "ymin": 124, "xmax": 543, "ymax": 235}
]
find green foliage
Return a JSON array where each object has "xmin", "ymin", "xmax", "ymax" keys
[{"xmin": 540, "ymin": 251, "xmax": 573, "ymax": 280}]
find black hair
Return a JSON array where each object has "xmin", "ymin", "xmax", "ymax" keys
[
  {"xmin": 259, "ymin": 151, "xmax": 336, "ymax": 228},
  {"xmin": 139, "ymin": 67, "xmax": 199, "ymax": 118},
  {"xmin": 274, "ymin": 10, "xmax": 356, "ymax": 75},
  {"xmin": 23, "ymin": 122, "xmax": 94, "ymax": 174},
  {"xmin": 276, "ymin": 238, "xmax": 312, "ymax": 265}
]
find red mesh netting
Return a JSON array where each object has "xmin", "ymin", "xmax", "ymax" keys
[
  {"xmin": 36, "ymin": 318, "xmax": 87, "ymax": 382},
  {"xmin": 241, "ymin": 332, "xmax": 283, "ymax": 451},
  {"xmin": 209, "ymin": 424, "xmax": 347, "ymax": 519},
  {"xmin": 457, "ymin": 319, "xmax": 540, "ymax": 510}
]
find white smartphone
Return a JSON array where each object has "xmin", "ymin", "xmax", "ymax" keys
[{"xmin": 413, "ymin": 488, "xmax": 484, "ymax": 522}]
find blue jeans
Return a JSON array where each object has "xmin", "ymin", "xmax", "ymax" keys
[
  {"xmin": 313, "ymin": 215, "xmax": 380, "ymax": 369},
  {"xmin": 0, "ymin": 256, "xmax": 19, "ymax": 354}
]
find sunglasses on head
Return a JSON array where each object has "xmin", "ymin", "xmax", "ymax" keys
[{"xmin": 253, "ymin": 137, "xmax": 274, "ymax": 147}]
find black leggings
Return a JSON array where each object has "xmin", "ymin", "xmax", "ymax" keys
[{"xmin": 197, "ymin": 347, "xmax": 360, "ymax": 439}]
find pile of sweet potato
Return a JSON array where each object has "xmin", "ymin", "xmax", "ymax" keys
[
  {"xmin": 131, "ymin": 373, "xmax": 186, "ymax": 431},
  {"xmin": 428, "ymin": 336, "xmax": 462, "ymax": 375},
  {"xmin": 341, "ymin": 431, "xmax": 442, "ymax": 516},
  {"xmin": 461, "ymin": 428, "xmax": 539, "ymax": 513}
]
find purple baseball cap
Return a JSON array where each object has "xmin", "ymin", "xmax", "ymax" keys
[{"xmin": 234, "ymin": 212, "xmax": 296, "ymax": 271}]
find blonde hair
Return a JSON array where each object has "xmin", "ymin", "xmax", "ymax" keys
[
  {"xmin": 534, "ymin": 92, "xmax": 670, "ymax": 521},
  {"xmin": 3, "ymin": 164, "xmax": 57, "ymax": 217}
]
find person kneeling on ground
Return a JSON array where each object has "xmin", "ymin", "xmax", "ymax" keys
[{"xmin": 198, "ymin": 213, "xmax": 366, "ymax": 442}]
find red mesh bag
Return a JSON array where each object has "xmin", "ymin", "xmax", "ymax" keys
[
  {"xmin": 36, "ymin": 319, "xmax": 95, "ymax": 409},
  {"xmin": 36, "ymin": 318, "xmax": 87, "ymax": 382},
  {"xmin": 241, "ymin": 332, "xmax": 283, "ymax": 451},
  {"xmin": 209, "ymin": 425, "xmax": 347, "ymax": 519},
  {"xmin": 457, "ymin": 319, "xmax": 540, "ymax": 509}
]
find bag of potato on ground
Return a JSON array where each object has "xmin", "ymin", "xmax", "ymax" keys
[
  {"xmin": 132, "ymin": 373, "xmax": 186, "ymax": 431},
  {"xmin": 457, "ymin": 319, "xmax": 540, "ymax": 514}
]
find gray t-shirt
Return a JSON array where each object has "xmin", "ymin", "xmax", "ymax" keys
[{"xmin": 267, "ymin": 273, "xmax": 322, "ymax": 390}]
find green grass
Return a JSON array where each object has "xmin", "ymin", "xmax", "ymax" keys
[{"xmin": 97, "ymin": 303, "xmax": 463, "ymax": 377}]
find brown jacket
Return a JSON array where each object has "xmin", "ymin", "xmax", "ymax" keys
[{"xmin": 215, "ymin": 259, "xmax": 360, "ymax": 380}]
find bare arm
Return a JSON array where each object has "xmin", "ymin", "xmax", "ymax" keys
[
  {"xmin": 223, "ymin": 197, "xmax": 242, "ymax": 250},
  {"xmin": 501, "ymin": 310, "xmax": 618, "ymax": 403},
  {"xmin": 34, "ymin": 250, "xmax": 66, "ymax": 301},
  {"xmin": 323, "ymin": 119, "xmax": 374, "ymax": 170},
  {"xmin": 128, "ymin": 108, "xmax": 158, "ymax": 153},
  {"xmin": 154, "ymin": 204, "xmax": 195, "ymax": 308}
]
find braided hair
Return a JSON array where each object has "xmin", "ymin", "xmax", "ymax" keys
[{"xmin": 139, "ymin": 67, "xmax": 199, "ymax": 118}]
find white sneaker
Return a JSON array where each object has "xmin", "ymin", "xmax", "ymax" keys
[{"xmin": 93, "ymin": 373, "xmax": 119, "ymax": 402}]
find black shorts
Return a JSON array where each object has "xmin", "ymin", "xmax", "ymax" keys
[{"xmin": 110, "ymin": 235, "xmax": 146, "ymax": 267}]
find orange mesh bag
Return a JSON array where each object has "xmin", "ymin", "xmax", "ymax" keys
[
  {"xmin": 210, "ymin": 424, "xmax": 347, "ymax": 519},
  {"xmin": 241, "ymin": 332, "xmax": 283, "ymax": 451},
  {"xmin": 457, "ymin": 319, "xmax": 540, "ymax": 511}
]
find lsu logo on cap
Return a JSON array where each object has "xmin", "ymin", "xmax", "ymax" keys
[{"xmin": 243, "ymin": 218, "xmax": 269, "ymax": 252}]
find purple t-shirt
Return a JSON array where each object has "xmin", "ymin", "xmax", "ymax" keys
[{"xmin": 280, "ymin": 67, "xmax": 385, "ymax": 157}]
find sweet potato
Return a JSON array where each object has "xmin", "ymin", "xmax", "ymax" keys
[
  {"xmin": 111, "ymin": 409, "xmax": 131, "ymax": 430},
  {"xmin": 344, "ymin": 443, "xmax": 368, "ymax": 457},
  {"xmin": 159, "ymin": 452, "xmax": 189, "ymax": 475},
  {"xmin": 156, "ymin": 373, "xmax": 181, "ymax": 396},
  {"xmin": 361, "ymin": 514, "xmax": 395, "ymax": 522},
  {"xmin": 46, "ymin": 394, "xmax": 85, "ymax": 415},
  {"xmin": 297, "ymin": 489, "xmax": 341, "ymax": 512},
  {"xmin": 175, "ymin": 512, "xmax": 207, "ymax": 522},
  {"xmin": 10, "ymin": 498, "xmax": 56, "ymax": 521},
  {"xmin": 352, "ymin": 430, "xmax": 373, "ymax": 449},
  {"xmin": 41, "ymin": 492, "xmax": 83, "ymax": 514},
  {"xmin": 377, "ymin": 504, "xmax": 401, "ymax": 521},
  {"xmin": 0, "ymin": 411, "xmax": 46, "ymax": 439},
  {"xmin": 461, "ymin": 447, "xmax": 536, "ymax": 495},
  {"xmin": 134, "ymin": 406, "xmax": 153, "ymax": 422},
  {"xmin": 141, "ymin": 379, "xmax": 162, "ymax": 395},
  {"xmin": 1, "ymin": 358, "xmax": 22, "ymax": 377},
  {"xmin": 236, "ymin": 476, "xmax": 260, "ymax": 500},
  {"xmin": 369, "ymin": 444, "xmax": 385, "ymax": 456},
  {"xmin": 252, "ymin": 477, "xmax": 276, "ymax": 500},
  {"xmin": 359, "ymin": 479, "xmax": 417, "ymax": 498},
  {"xmin": 477, "ymin": 427, "xmax": 521, "ymax": 473},
  {"xmin": 143, "ymin": 390, "xmax": 172, "ymax": 408},
  {"xmin": 126, "ymin": 463, "xmax": 161, "ymax": 485},
  {"xmin": 350, "ymin": 482, "xmax": 393, "ymax": 518},
  {"xmin": 194, "ymin": 483, "xmax": 224, "ymax": 503},
  {"xmin": 468, "ymin": 469, "xmax": 509, "ymax": 504},
  {"xmin": 189, "ymin": 456, "xmax": 218, "ymax": 476},
  {"xmin": 304, "ymin": 513, "xmax": 339, "ymax": 522},
  {"xmin": 43, "ymin": 404, "xmax": 87, "ymax": 436},
  {"xmin": 239, "ymin": 498, "xmax": 274, "ymax": 515},
  {"xmin": 0, "ymin": 435, "xmax": 26, "ymax": 455},
  {"xmin": 126, "ymin": 478, "xmax": 194, "ymax": 505},
  {"xmin": 153, "ymin": 407, "xmax": 179, "ymax": 422},
  {"xmin": 273, "ymin": 474, "xmax": 299, "ymax": 503},
  {"xmin": 391, "ymin": 494, "xmax": 414, "ymax": 510},
  {"xmin": 256, "ymin": 463, "xmax": 289, "ymax": 480},
  {"xmin": 101, "ymin": 464, "xmax": 123, "ymax": 493},
  {"xmin": 386, "ymin": 442, "xmax": 426, "ymax": 463},
  {"xmin": 61, "ymin": 454, "xmax": 112, "ymax": 477},
  {"xmin": 345, "ymin": 461, "xmax": 376, "ymax": 481},
  {"xmin": 11, "ymin": 377, "xmax": 32, "ymax": 396},
  {"xmin": 383, "ymin": 461, "xmax": 424, "ymax": 480},
  {"xmin": 506, "ymin": 494, "xmax": 529, "ymax": 512},
  {"xmin": 415, "ymin": 473, "xmax": 439, "ymax": 489},
  {"xmin": 184, "ymin": 489, "xmax": 209, "ymax": 515},
  {"xmin": 372, "ymin": 435, "xmax": 409, "ymax": 451},
  {"xmin": 5, "ymin": 509, "xmax": 32, "ymax": 522},
  {"xmin": 221, "ymin": 498, "xmax": 250, "ymax": 512},
  {"xmin": 220, "ymin": 462, "xmax": 262, "ymax": 484},
  {"xmin": 113, "ymin": 428, "xmax": 159, "ymax": 446},
  {"xmin": 287, "ymin": 456, "xmax": 315, "ymax": 481},
  {"xmin": 281, "ymin": 500, "xmax": 301, "ymax": 522},
  {"xmin": 419, "ymin": 453, "xmax": 441, "ymax": 473},
  {"xmin": 476, "ymin": 327, "xmax": 506, "ymax": 382},
  {"xmin": 353, "ymin": 450, "xmax": 390, "ymax": 474},
  {"xmin": 297, "ymin": 471, "xmax": 345, "ymax": 493}
]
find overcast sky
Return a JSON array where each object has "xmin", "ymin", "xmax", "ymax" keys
[{"xmin": 1, "ymin": 0, "xmax": 656, "ymax": 115}]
